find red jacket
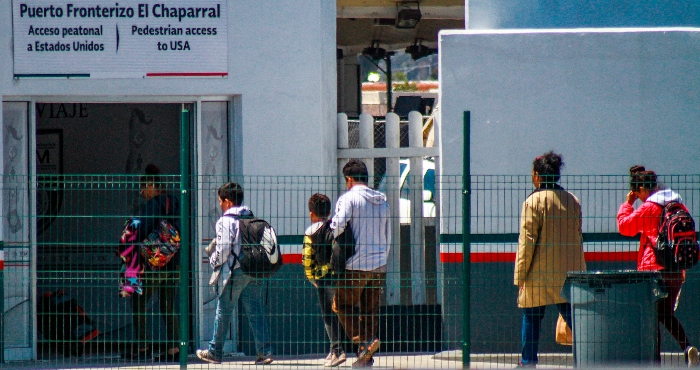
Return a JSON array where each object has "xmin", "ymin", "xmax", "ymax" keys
[{"xmin": 617, "ymin": 189, "xmax": 688, "ymax": 271}]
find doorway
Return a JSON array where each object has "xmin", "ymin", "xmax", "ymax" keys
[{"xmin": 35, "ymin": 102, "xmax": 184, "ymax": 359}]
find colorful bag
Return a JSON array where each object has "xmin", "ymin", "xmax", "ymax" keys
[
  {"xmin": 118, "ymin": 218, "xmax": 144, "ymax": 297},
  {"xmin": 139, "ymin": 219, "xmax": 181, "ymax": 270}
]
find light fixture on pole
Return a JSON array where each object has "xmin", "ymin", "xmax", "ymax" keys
[
  {"xmin": 395, "ymin": 1, "xmax": 422, "ymax": 29},
  {"xmin": 361, "ymin": 40, "xmax": 396, "ymax": 112},
  {"xmin": 405, "ymin": 38, "xmax": 437, "ymax": 60},
  {"xmin": 362, "ymin": 40, "xmax": 387, "ymax": 61}
]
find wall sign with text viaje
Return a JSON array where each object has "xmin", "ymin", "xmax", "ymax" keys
[{"xmin": 12, "ymin": 0, "xmax": 228, "ymax": 78}]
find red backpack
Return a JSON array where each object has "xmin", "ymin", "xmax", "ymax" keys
[{"xmin": 655, "ymin": 202, "xmax": 700, "ymax": 271}]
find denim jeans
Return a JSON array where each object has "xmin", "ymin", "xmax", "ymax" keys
[
  {"xmin": 317, "ymin": 277, "xmax": 346, "ymax": 355},
  {"xmin": 208, "ymin": 268, "xmax": 272, "ymax": 358},
  {"xmin": 521, "ymin": 303, "xmax": 572, "ymax": 365}
]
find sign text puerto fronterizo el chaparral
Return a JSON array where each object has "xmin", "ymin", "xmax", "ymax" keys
[{"xmin": 13, "ymin": 1, "xmax": 228, "ymax": 78}]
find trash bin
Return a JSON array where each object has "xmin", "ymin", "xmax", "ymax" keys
[{"xmin": 561, "ymin": 270, "xmax": 667, "ymax": 367}]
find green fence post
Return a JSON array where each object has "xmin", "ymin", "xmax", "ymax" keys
[
  {"xmin": 0, "ymin": 241, "xmax": 3, "ymax": 364},
  {"xmin": 462, "ymin": 111, "xmax": 471, "ymax": 368},
  {"xmin": 179, "ymin": 105, "xmax": 191, "ymax": 369}
]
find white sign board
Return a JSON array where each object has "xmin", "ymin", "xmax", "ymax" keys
[{"xmin": 12, "ymin": 0, "xmax": 228, "ymax": 78}]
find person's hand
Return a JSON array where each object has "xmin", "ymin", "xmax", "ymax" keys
[
  {"xmin": 312, "ymin": 281, "xmax": 318, "ymax": 288},
  {"xmin": 626, "ymin": 191, "xmax": 638, "ymax": 205}
]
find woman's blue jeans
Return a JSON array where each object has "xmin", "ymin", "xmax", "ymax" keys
[
  {"xmin": 209, "ymin": 268, "xmax": 272, "ymax": 358},
  {"xmin": 521, "ymin": 303, "xmax": 572, "ymax": 365}
]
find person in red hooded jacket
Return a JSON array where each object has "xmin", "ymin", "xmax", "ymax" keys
[{"xmin": 617, "ymin": 165, "xmax": 698, "ymax": 367}]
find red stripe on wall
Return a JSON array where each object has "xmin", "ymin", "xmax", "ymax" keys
[
  {"xmin": 282, "ymin": 251, "xmax": 637, "ymax": 265},
  {"xmin": 282, "ymin": 254, "xmax": 302, "ymax": 264},
  {"xmin": 440, "ymin": 252, "xmax": 464, "ymax": 263},
  {"xmin": 440, "ymin": 251, "xmax": 637, "ymax": 264},
  {"xmin": 584, "ymin": 251, "xmax": 637, "ymax": 262},
  {"xmin": 146, "ymin": 72, "xmax": 228, "ymax": 77}
]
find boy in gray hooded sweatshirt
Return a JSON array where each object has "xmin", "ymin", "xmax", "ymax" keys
[{"xmin": 331, "ymin": 159, "xmax": 391, "ymax": 368}]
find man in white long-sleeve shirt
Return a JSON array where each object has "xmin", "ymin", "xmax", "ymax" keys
[
  {"xmin": 196, "ymin": 182, "xmax": 273, "ymax": 365},
  {"xmin": 331, "ymin": 159, "xmax": 390, "ymax": 368}
]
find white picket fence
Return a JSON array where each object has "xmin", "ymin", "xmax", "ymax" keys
[{"xmin": 337, "ymin": 111, "xmax": 439, "ymax": 306}]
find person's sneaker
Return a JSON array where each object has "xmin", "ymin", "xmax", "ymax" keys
[
  {"xmin": 515, "ymin": 361, "xmax": 537, "ymax": 368},
  {"xmin": 325, "ymin": 352, "xmax": 347, "ymax": 367},
  {"xmin": 196, "ymin": 349, "xmax": 221, "ymax": 364},
  {"xmin": 353, "ymin": 339, "xmax": 380, "ymax": 367},
  {"xmin": 325, "ymin": 351, "xmax": 334, "ymax": 361},
  {"xmin": 352, "ymin": 357, "xmax": 374, "ymax": 368},
  {"xmin": 685, "ymin": 346, "xmax": 699, "ymax": 367},
  {"xmin": 255, "ymin": 355, "xmax": 274, "ymax": 365}
]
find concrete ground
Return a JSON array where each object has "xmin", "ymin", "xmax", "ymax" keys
[{"xmin": 5, "ymin": 351, "xmax": 692, "ymax": 369}]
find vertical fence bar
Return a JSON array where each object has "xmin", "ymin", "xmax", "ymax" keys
[
  {"xmin": 408, "ymin": 111, "xmax": 426, "ymax": 305},
  {"xmin": 179, "ymin": 105, "xmax": 191, "ymax": 369},
  {"xmin": 337, "ymin": 113, "xmax": 349, "ymax": 180},
  {"xmin": 0, "ymin": 241, "xmax": 3, "ymax": 364},
  {"xmin": 385, "ymin": 113, "xmax": 401, "ymax": 306},
  {"xmin": 359, "ymin": 113, "xmax": 374, "ymax": 185},
  {"xmin": 462, "ymin": 111, "xmax": 471, "ymax": 368}
]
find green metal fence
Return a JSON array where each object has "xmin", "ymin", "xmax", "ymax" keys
[{"xmin": 3, "ymin": 171, "xmax": 700, "ymax": 368}]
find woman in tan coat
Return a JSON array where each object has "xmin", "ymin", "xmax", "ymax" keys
[{"xmin": 514, "ymin": 151, "xmax": 586, "ymax": 368}]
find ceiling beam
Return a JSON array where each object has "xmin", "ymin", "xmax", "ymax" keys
[{"xmin": 337, "ymin": 5, "xmax": 465, "ymax": 20}]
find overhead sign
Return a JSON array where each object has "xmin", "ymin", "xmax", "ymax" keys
[{"xmin": 12, "ymin": 0, "xmax": 228, "ymax": 78}]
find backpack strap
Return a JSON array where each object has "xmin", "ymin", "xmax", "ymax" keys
[
  {"xmin": 221, "ymin": 212, "xmax": 256, "ymax": 267},
  {"xmin": 656, "ymin": 201, "xmax": 687, "ymax": 233}
]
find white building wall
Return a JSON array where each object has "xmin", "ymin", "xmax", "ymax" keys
[
  {"xmin": 0, "ymin": 0, "xmax": 338, "ymax": 178},
  {"xmin": 438, "ymin": 28, "xmax": 700, "ymax": 235}
]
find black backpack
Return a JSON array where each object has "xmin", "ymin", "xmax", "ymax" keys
[
  {"xmin": 330, "ymin": 222, "xmax": 356, "ymax": 273},
  {"xmin": 310, "ymin": 220, "xmax": 335, "ymax": 268},
  {"xmin": 225, "ymin": 214, "xmax": 283, "ymax": 278},
  {"xmin": 655, "ymin": 202, "xmax": 700, "ymax": 271}
]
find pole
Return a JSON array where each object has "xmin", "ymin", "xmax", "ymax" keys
[
  {"xmin": 386, "ymin": 54, "xmax": 393, "ymax": 113},
  {"xmin": 179, "ymin": 105, "xmax": 191, "ymax": 369},
  {"xmin": 0, "ymin": 242, "xmax": 4, "ymax": 364},
  {"xmin": 462, "ymin": 111, "xmax": 471, "ymax": 368}
]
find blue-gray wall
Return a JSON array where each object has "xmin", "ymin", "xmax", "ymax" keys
[{"xmin": 468, "ymin": 0, "xmax": 700, "ymax": 29}]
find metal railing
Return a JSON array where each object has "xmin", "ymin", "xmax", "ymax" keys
[{"xmin": 2, "ymin": 171, "xmax": 700, "ymax": 368}]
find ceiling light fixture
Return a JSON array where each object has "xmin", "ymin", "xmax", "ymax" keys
[
  {"xmin": 396, "ymin": 1, "xmax": 422, "ymax": 29},
  {"xmin": 362, "ymin": 40, "xmax": 387, "ymax": 60},
  {"xmin": 405, "ymin": 38, "xmax": 436, "ymax": 60}
]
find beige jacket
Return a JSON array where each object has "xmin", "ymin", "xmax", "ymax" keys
[{"xmin": 514, "ymin": 187, "xmax": 586, "ymax": 308}]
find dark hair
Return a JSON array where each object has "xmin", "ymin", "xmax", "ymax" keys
[
  {"xmin": 629, "ymin": 165, "xmax": 657, "ymax": 191},
  {"xmin": 218, "ymin": 182, "xmax": 244, "ymax": 206},
  {"xmin": 532, "ymin": 151, "xmax": 563, "ymax": 184},
  {"xmin": 342, "ymin": 159, "xmax": 368, "ymax": 184},
  {"xmin": 308, "ymin": 193, "xmax": 331, "ymax": 218},
  {"xmin": 141, "ymin": 163, "xmax": 164, "ymax": 188}
]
